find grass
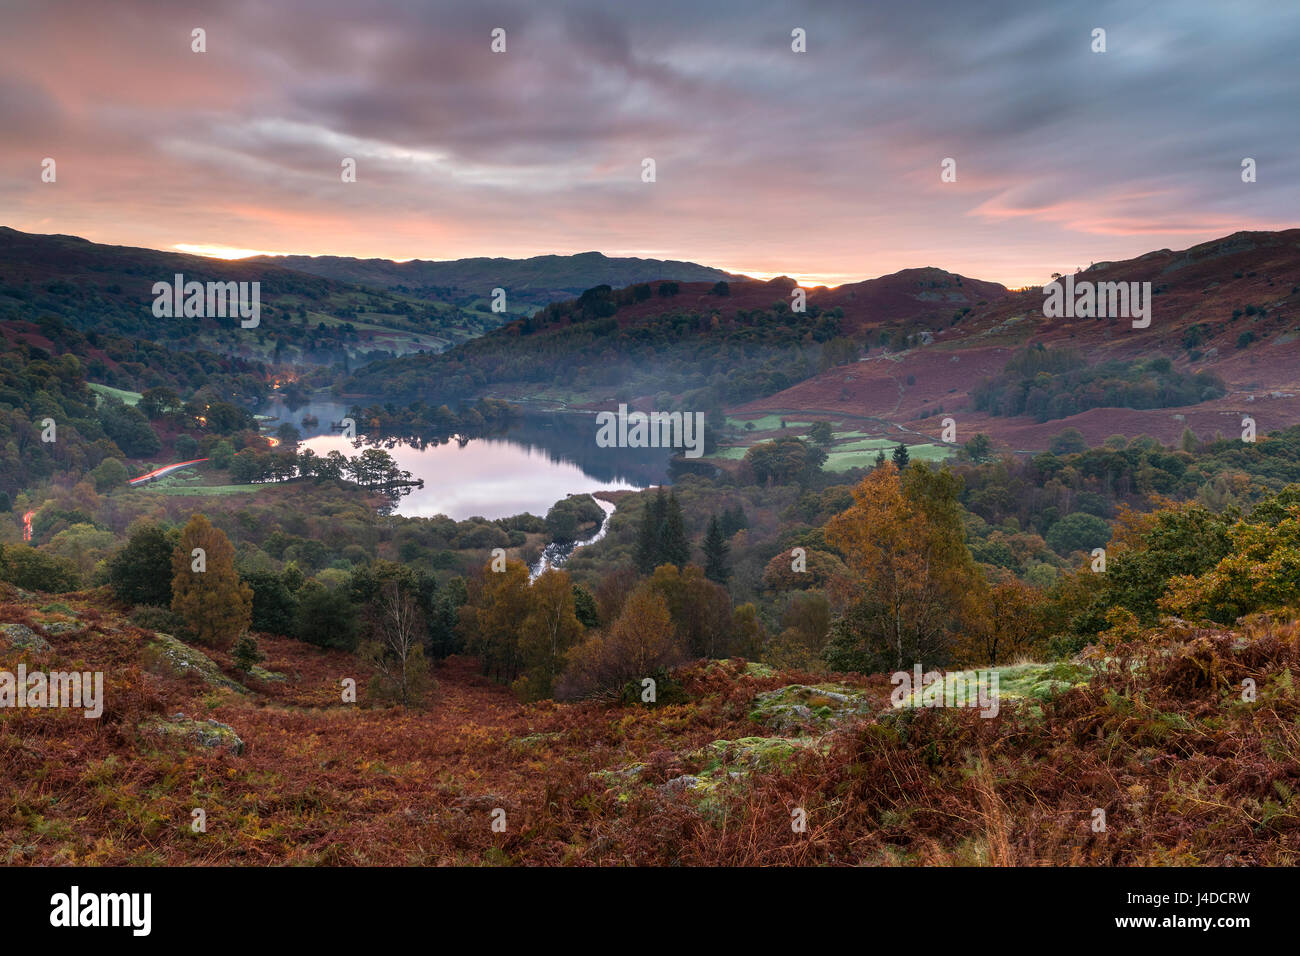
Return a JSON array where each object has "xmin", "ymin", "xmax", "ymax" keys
[
  {"xmin": 151, "ymin": 484, "xmax": 263, "ymax": 496},
  {"xmin": 824, "ymin": 443, "xmax": 953, "ymax": 471},
  {"xmin": 88, "ymin": 382, "xmax": 142, "ymax": 406},
  {"xmin": 725, "ymin": 415, "xmax": 811, "ymax": 431}
]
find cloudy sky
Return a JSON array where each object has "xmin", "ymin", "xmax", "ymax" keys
[{"xmin": 2, "ymin": 0, "xmax": 1296, "ymax": 286}]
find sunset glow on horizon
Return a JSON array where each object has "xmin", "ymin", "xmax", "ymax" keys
[{"xmin": 3, "ymin": 0, "xmax": 1295, "ymax": 286}]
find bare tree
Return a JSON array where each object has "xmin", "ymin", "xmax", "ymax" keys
[{"xmin": 360, "ymin": 582, "xmax": 433, "ymax": 707}]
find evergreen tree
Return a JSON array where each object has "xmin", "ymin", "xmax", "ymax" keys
[
  {"xmin": 573, "ymin": 584, "xmax": 600, "ymax": 628},
  {"xmin": 661, "ymin": 493, "xmax": 690, "ymax": 568},
  {"xmin": 702, "ymin": 514, "xmax": 731, "ymax": 585},
  {"xmin": 232, "ymin": 633, "xmax": 263, "ymax": 673},
  {"xmin": 109, "ymin": 523, "xmax": 178, "ymax": 607},
  {"xmin": 892, "ymin": 443, "xmax": 910, "ymax": 469},
  {"xmin": 635, "ymin": 488, "xmax": 668, "ymax": 573},
  {"xmin": 874, "ymin": 449, "xmax": 887, "ymax": 469},
  {"xmin": 720, "ymin": 504, "xmax": 748, "ymax": 537}
]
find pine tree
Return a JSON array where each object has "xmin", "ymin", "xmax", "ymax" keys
[
  {"xmin": 170, "ymin": 513, "xmax": 253, "ymax": 648},
  {"xmin": 232, "ymin": 633, "xmax": 263, "ymax": 673},
  {"xmin": 635, "ymin": 489, "xmax": 667, "ymax": 573},
  {"xmin": 721, "ymin": 504, "xmax": 748, "ymax": 537},
  {"xmin": 702, "ymin": 514, "xmax": 731, "ymax": 585},
  {"xmin": 874, "ymin": 449, "xmax": 887, "ymax": 469},
  {"xmin": 892, "ymin": 443, "xmax": 910, "ymax": 469},
  {"xmin": 660, "ymin": 493, "xmax": 690, "ymax": 568}
]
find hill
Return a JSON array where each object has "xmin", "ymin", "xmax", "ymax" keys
[
  {"xmin": 341, "ymin": 229, "xmax": 1298, "ymax": 455},
  {"xmin": 4, "ymin": 580, "xmax": 1298, "ymax": 865},
  {"xmin": 0, "ymin": 227, "xmax": 508, "ymax": 368},
  {"xmin": 247, "ymin": 250, "xmax": 747, "ymax": 311},
  {"xmin": 342, "ymin": 268, "xmax": 1005, "ymax": 410},
  {"xmin": 736, "ymin": 230, "xmax": 1300, "ymax": 452}
]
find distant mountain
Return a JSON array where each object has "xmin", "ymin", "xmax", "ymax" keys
[
  {"xmin": 341, "ymin": 266, "xmax": 1005, "ymax": 409},
  {"xmin": 343, "ymin": 229, "xmax": 1300, "ymax": 453},
  {"xmin": 0, "ymin": 227, "xmax": 507, "ymax": 368},
  {"xmin": 246, "ymin": 250, "xmax": 748, "ymax": 310}
]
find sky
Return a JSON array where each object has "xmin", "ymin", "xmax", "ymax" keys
[{"xmin": 1, "ymin": 0, "xmax": 1297, "ymax": 287}]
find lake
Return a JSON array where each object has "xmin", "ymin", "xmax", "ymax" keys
[{"xmin": 260, "ymin": 397, "xmax": 673, "ymax": 520}]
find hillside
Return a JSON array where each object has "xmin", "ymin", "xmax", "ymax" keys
[
  {"xmin": 4, "ymin": 580, "xmax": 1298, "ymax": 865},
  {"xmin": 340, "ymin": 229, "xmax": 1298, "ymax": 455},
  {"xmin": 0, "ymin": 227, "xmax": 508, "ymax": 367},
  {"xmin": 342, "ymin": 268, "xmax": 1005, "ymax": 409},
  {"xmin": 737, "ymin": 230, "xmax": 1300, "ymax": 451},
  {"xmin": 247, "ymin": 250, "xmax": 747, "ymax": 312}
]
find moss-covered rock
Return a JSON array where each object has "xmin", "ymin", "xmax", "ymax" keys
[
  {"xmin": 751, "ymin": 683, "xmax": 875, "ymax": 731},
  {"xmin": 140, "ymin": 714, "xmax": 245, "ymax": 755},
  {"xmin": 0, "ymin": 622, "xmax": 50, "ymax": 652},
  {"xmin": 893, "ymin": 661, "xmax": 1092, "ymax": 710},
  {"xmin": 143, "ymin": 633, "xmax": 247, "ymax": 693}
]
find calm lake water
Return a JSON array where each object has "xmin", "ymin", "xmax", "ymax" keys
[{"xmin": 260, "ymin": 398, "xmax": 672, "ymax": 521}]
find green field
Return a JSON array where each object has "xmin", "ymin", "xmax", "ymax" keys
[
  {"xmin": 88, "ymin": 382, "xmax": 143, "ymax": 406},
  {"xmin": 151, "ymin": 483, "xmax": 262, "ymax": 496},
  {"xmin": 823, "ymin": 442, "xmax": 953, "ymax": 471},
  {"xmin": 726, "ymin": 415, "xmax": 813, "ymax": 431}
]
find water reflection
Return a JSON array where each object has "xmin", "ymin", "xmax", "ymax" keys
[{"xmin": 262, "ymin": 398, "xmax": 672, "ymax": 520}]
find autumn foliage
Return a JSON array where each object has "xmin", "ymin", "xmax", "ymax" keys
[{"xmin": 170, "ymin": 513, "xmax": 252, "ymax": 649}]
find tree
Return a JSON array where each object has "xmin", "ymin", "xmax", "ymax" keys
[
  {"xmin": 360, "ymin": 582, "xmax": 434, "ymax": 707},
  {"xmin": 174, "ymin": 434, "xmax": 199, "ymax": 460},
  {"xmin": 635, "ymin": 489, "xmax": 667, "ymax": 573},
  {"xmin": 720, "ymin": 505, "xmax": 748, "ymax": 537},
  {"xmin": 241, "ymin": 568, "xmax": 298, "ymax": 635},
  {"xmin": 647, "ymin": 563, "xmax": 734, "ymax": 659},
  {"xmin": 514, "ymin": 569, "xmax": 585, "ymax": 701},
  {"xmin": 635, "ymin": 489, "xmax": 689, "ymax": 572},
  {"xmin": 874, "ymin": 449, "xmax": 887, "ymax": 469},
  {"xmin": 1045, "ymin": 512, "xmax": 1111, "ymax": 555},
  {"xmin": 0, "ymin": 543, "xmax": 81, "ymax": 593},
  {"xmin": 557, "ymin": 586, "xmax": 685, "ymax": 700},
  {"xmin": 822, "ymin": 463, "xmax": 981, "ymax": 672},
  {"xmin": 1161, "ymin": 494, "xmax": 1300, "ymax": 625},
  {"xmin": 962, "ymin": 433, "xmax": 993, "ymax": 464},
  {"xmin": 891, "ymin": 443, "xmax": 910, "ymax": 469},
  {"xmin": 1049, "ymin": 428, "xmax": 1088, "ymax": 456},
  {"xmin": 232, "ymin": 633, "xmax": 264, "ymax": 674},
  {"xmin": 108, "ymin": 523, "xmax": 178, "ymax": 606},
  {"xmin": 545, "ymin": 495, "xmax": 604, "ymax": 543},
  {"xmin": 745, "ymin": 437, "xmax": 826, "ymax": 485},
  {"xmin": 809, "ymin": 421, "xmax": 834, "ymax": 446},
  {"xmin": 90, "ymin": 457, "xmax": 128, "ymax": 492},
  {"xmin": 661, "ymin": 493, "xmax": 690, "ymax": 568},
  {"xmin": 953, "ymin": 573, "xmax": 1046, "ymax": 666},
  {"xmin": 701, "ymin": 514, "xmax": 731, "ymax": 585},
  {"xmin": 99, "ymin": 397, "xmax": 161, "ymax": 457},
  {"xmin": 139, "ymin": 387, "xmax": 181, "ymax": 421},
  {"xmin": 458, "ymin": 559, "xmax": 532, "ymax": 683},
  {"xmin": 572, "ymin": 584, "xmax": 600, "ymax": 629},
  {"xmin": 295, "ymin": 581, "xmax": 360, "ymax": 649},
  {"xmin": 170, "ymin": 514, "xmax": 252, "ymax": 648},
  {"xmin": 766, "ymin": 591, "xmax": 832, "ymax": 670}
]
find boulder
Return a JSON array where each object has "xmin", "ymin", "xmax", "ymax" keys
[{"xmin": 0, "ymin": 622, "xmax": 50, "ymax": 652}]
